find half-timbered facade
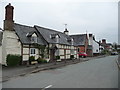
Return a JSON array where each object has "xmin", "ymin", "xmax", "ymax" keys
[{"xmin": 1, "ymin": 3, "xmax": 78, "ymax": 65}]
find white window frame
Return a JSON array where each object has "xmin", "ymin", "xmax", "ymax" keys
[{"xmin": 30, "ymin": 48, "xmax": 36, "ymax": 56}]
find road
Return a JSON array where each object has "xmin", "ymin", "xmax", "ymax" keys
[{"xmin": 2, "ymin": 56, "xmax": 118, "ymax": 88}]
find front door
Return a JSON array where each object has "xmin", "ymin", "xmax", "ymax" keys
[
  {"xmin": 50, "ymin": 49, "xmax": 55, "ymax": 62},
  {"xmin": 64, "ymin": 49, "xmax": 66, "ymax": 59}
]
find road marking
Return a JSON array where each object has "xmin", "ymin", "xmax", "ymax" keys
[
  {"xmin": 41, "ymin": 85, "xmax": 53, "ymax": 90},
  {"xmin": 44, "ymin": 85, "xmax": 53, "ymax": 88}
]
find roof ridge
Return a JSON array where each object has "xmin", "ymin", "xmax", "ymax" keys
[
  {"xmin": 70, "ymin": 34, "xmax": 86, "ymax": 36},
  {"xmin": 34, "ymin": 25, "xmax": 64, "ymax": 34},
  {"xmin": 14, "ymin": 23, "xmax": 34, "ymax": 28}
]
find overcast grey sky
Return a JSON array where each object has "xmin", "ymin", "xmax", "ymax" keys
[{"xmin": 0, "ymin": 0, "xmax": 118, "ymax": 43}]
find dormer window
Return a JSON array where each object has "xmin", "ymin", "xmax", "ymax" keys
[
  {"xmin": 26, "ymin": 31, "xmax": 38, "ymax": 43},
  {"xmin": 50, "ymin": 33, "xmax": 60, "ymax": 43},
  {"xmin": 67, "ymin": 38, "xmax": 74, "ymax": 45},
  {"xmin": 71, "ymin": 38, "xmax": 74, "ymax": 45},
  {"xmin": 56, "ymin": 35, "xmax": 59, "ymax": 43},
  {"xmin": 31, "ymin": 33, "xmax": 37, "ymax": 43},
  {"xmin": 31, "ymin": 36, "xmax": 37, "ymax": 43}
]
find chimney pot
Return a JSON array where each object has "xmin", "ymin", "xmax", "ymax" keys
[{"xmin": 9, "ymin": 3, "xmax": 11, "ymax": 6}]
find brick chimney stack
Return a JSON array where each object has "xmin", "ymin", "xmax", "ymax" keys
[
  {"xmin": 102, "ymin": 39, "xmax": 106, "ymax": 45},
  {"xmin": 89, "ymin": 34, "xmax": 92, "ymax": 37},
  {"xmin": 64, "ymin": 24, "xmax": 69, "ymax": 35},
  {"xmin": 64, "ymin": 28, "xmax": 69, "ymax": 35},
  {"xmin": 5, "ymin": 3, "xmax": 14, "ymax": 21},
  {"xmin": 4, "ymin": 3, "xmax": 14, "ymax": 31}
]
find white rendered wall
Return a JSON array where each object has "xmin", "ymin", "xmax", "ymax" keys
[
  {"xmin": 93, "ymin": 40, "xmax": 100, "ymax": 53},
  {"xmin": 2, "ymin": 31, "xmax": 21, "ymax": 65},
  {"xmin": 23, "ymin": 48, "xmax": 29, "ymax": 61},
  {"xmin": 89, "ymin": 36, "xmax": 93, "ymax": 45},
  {"xmin": 23, "ymin": 47, "xmax": 39, "ymax": 61}
]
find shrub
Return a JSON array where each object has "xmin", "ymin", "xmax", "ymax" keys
[
  {"xmin": 37, "ymin": 57, "xmax": 47, "ymax": 63},
  {"xmin": 40, "ymin": 54, "xmax": 44, "ymax": 58},
  {"xmin": 29, "ymin": 56, "xmax": 35, "ymax": 61},
  {"xmin": 70, "ymin": 55, "xmax": 74, "ymax": 59},
  {"xmin": 101, "ymin": 50, "xmax": 111, "ymax": 55},
  {"xmin": 6, "ymin": 54, "xmax": 22, "ymax": 67},
  {"xmin": 56, "ymin": 56, "xmax": 60, "ymax": 60},
  {"xmin": 42, "ymin": 59, "xmax": 47, "ymax": 63},
  {"xmin": 29, "ymin": 56, "xmax": 35, "ymax": 64}
]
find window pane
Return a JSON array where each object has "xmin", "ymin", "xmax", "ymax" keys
[{"xmin": 30, "ymin": 48, "xmax": 35, "ymax": 54}]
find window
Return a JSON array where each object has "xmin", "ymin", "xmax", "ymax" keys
[
  {"xmin": 31, "ymin": 36, "xmax": 37, "ymax": 43},
  {"xmin": 78, "ymin": 48, "xmax": 80, "ymax": 52},
  {"xmin": 71, "ymin": 49, "xmax": 74, "ymax": 54},
  {"xmin": 56, "ymin": 35, "xmax": 59, "ymax": 43},
  {"xmin": 30, "ymin": 48, "xmax": 36, "ymax": 55},
  {"xmin": 96, "ymin": 49, "xmax": 98, "ymax": 52},
  {"xmin": 71, "ymin": 38, "xmax": 74, "ymax": 45}
]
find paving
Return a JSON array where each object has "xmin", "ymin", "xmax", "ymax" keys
[{"xmin": 1, "ymin": 55, "xmax": 107, "ymax": 82}]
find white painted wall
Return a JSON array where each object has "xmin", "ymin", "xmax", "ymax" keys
[
  {"xmin": 59, "ymin": 49, "xmax": 64, "ymax": 55},
  {"xmin": 88, "ymin": 34, "xmax": 100, "ymax": 54},
  {"xmin": 23, "ymin": 47, "xmax": 39, "ymax": 61},
  {"xmin": 89, "ymin": 36, "xmax": 93, "ymax": 45},
  {"xmin": 109, "ymin": 46, "xmax": 112, "ymax": 51},
  {"xmin": 93, "ymin": 40, "xmax": 100, "ymax": 53},
  {"xmin": 23, "ymin": 48, "xmax": 29, "ymax": 54},
  {"xmin": 2, "ymin": 31, "xmax": 21, "ymax": 65},
  {"xmin": 34, "ymin": 48, "xmax": 39, "ymax": 60},
  {"xmin": 23, "ymin": 47, "xmax": 29, "ymax": 61},
  {"xmin": 23, "ymin": 55, "xmax": 29, "ymax": 61}
]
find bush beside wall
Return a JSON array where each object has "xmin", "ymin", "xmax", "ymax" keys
[{"xmin": 6, "ymin": 54, "xmax": 22, "ymax": 67}]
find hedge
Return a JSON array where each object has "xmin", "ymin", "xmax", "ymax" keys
[
  {"xmin": 6, "ymin": 54, "xmax": 22, "ymax": 67},
  {"xmin": 37, "ymin": 57, "xmax": 47, "ymax": 63},
  {"xmin": 70, "ymin": 55, "xmax": 74, "ymax": 59},
  {"xmin": 56, "ymin": 56, "xmax": 60, "ymax": 60}
]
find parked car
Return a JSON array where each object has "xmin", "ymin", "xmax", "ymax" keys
[
  {"xmin": 78, "ymin": 52, "xmax": 87, "ymax": 58},
  {"xmin": 111, "ymin": 52, "xmax": 118, "ymax": 55}
]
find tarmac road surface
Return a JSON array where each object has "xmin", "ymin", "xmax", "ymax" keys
[{"xmin": 2, "ymin": 56, "xmax": 118, "ymax": 88}]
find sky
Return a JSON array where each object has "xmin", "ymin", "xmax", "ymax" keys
[{"xmin": 0, "ymin": 0, "xmax": 119, "ymax": 44}]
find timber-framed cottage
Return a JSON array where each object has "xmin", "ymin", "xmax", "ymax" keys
[{"xmin": 1, "ymin": 3, "xmax": 78, "ymax": 65}]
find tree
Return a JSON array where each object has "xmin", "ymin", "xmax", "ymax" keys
[{"xmin": 113, "ymin": 42, "xmax": 117, "ymax": 50}]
